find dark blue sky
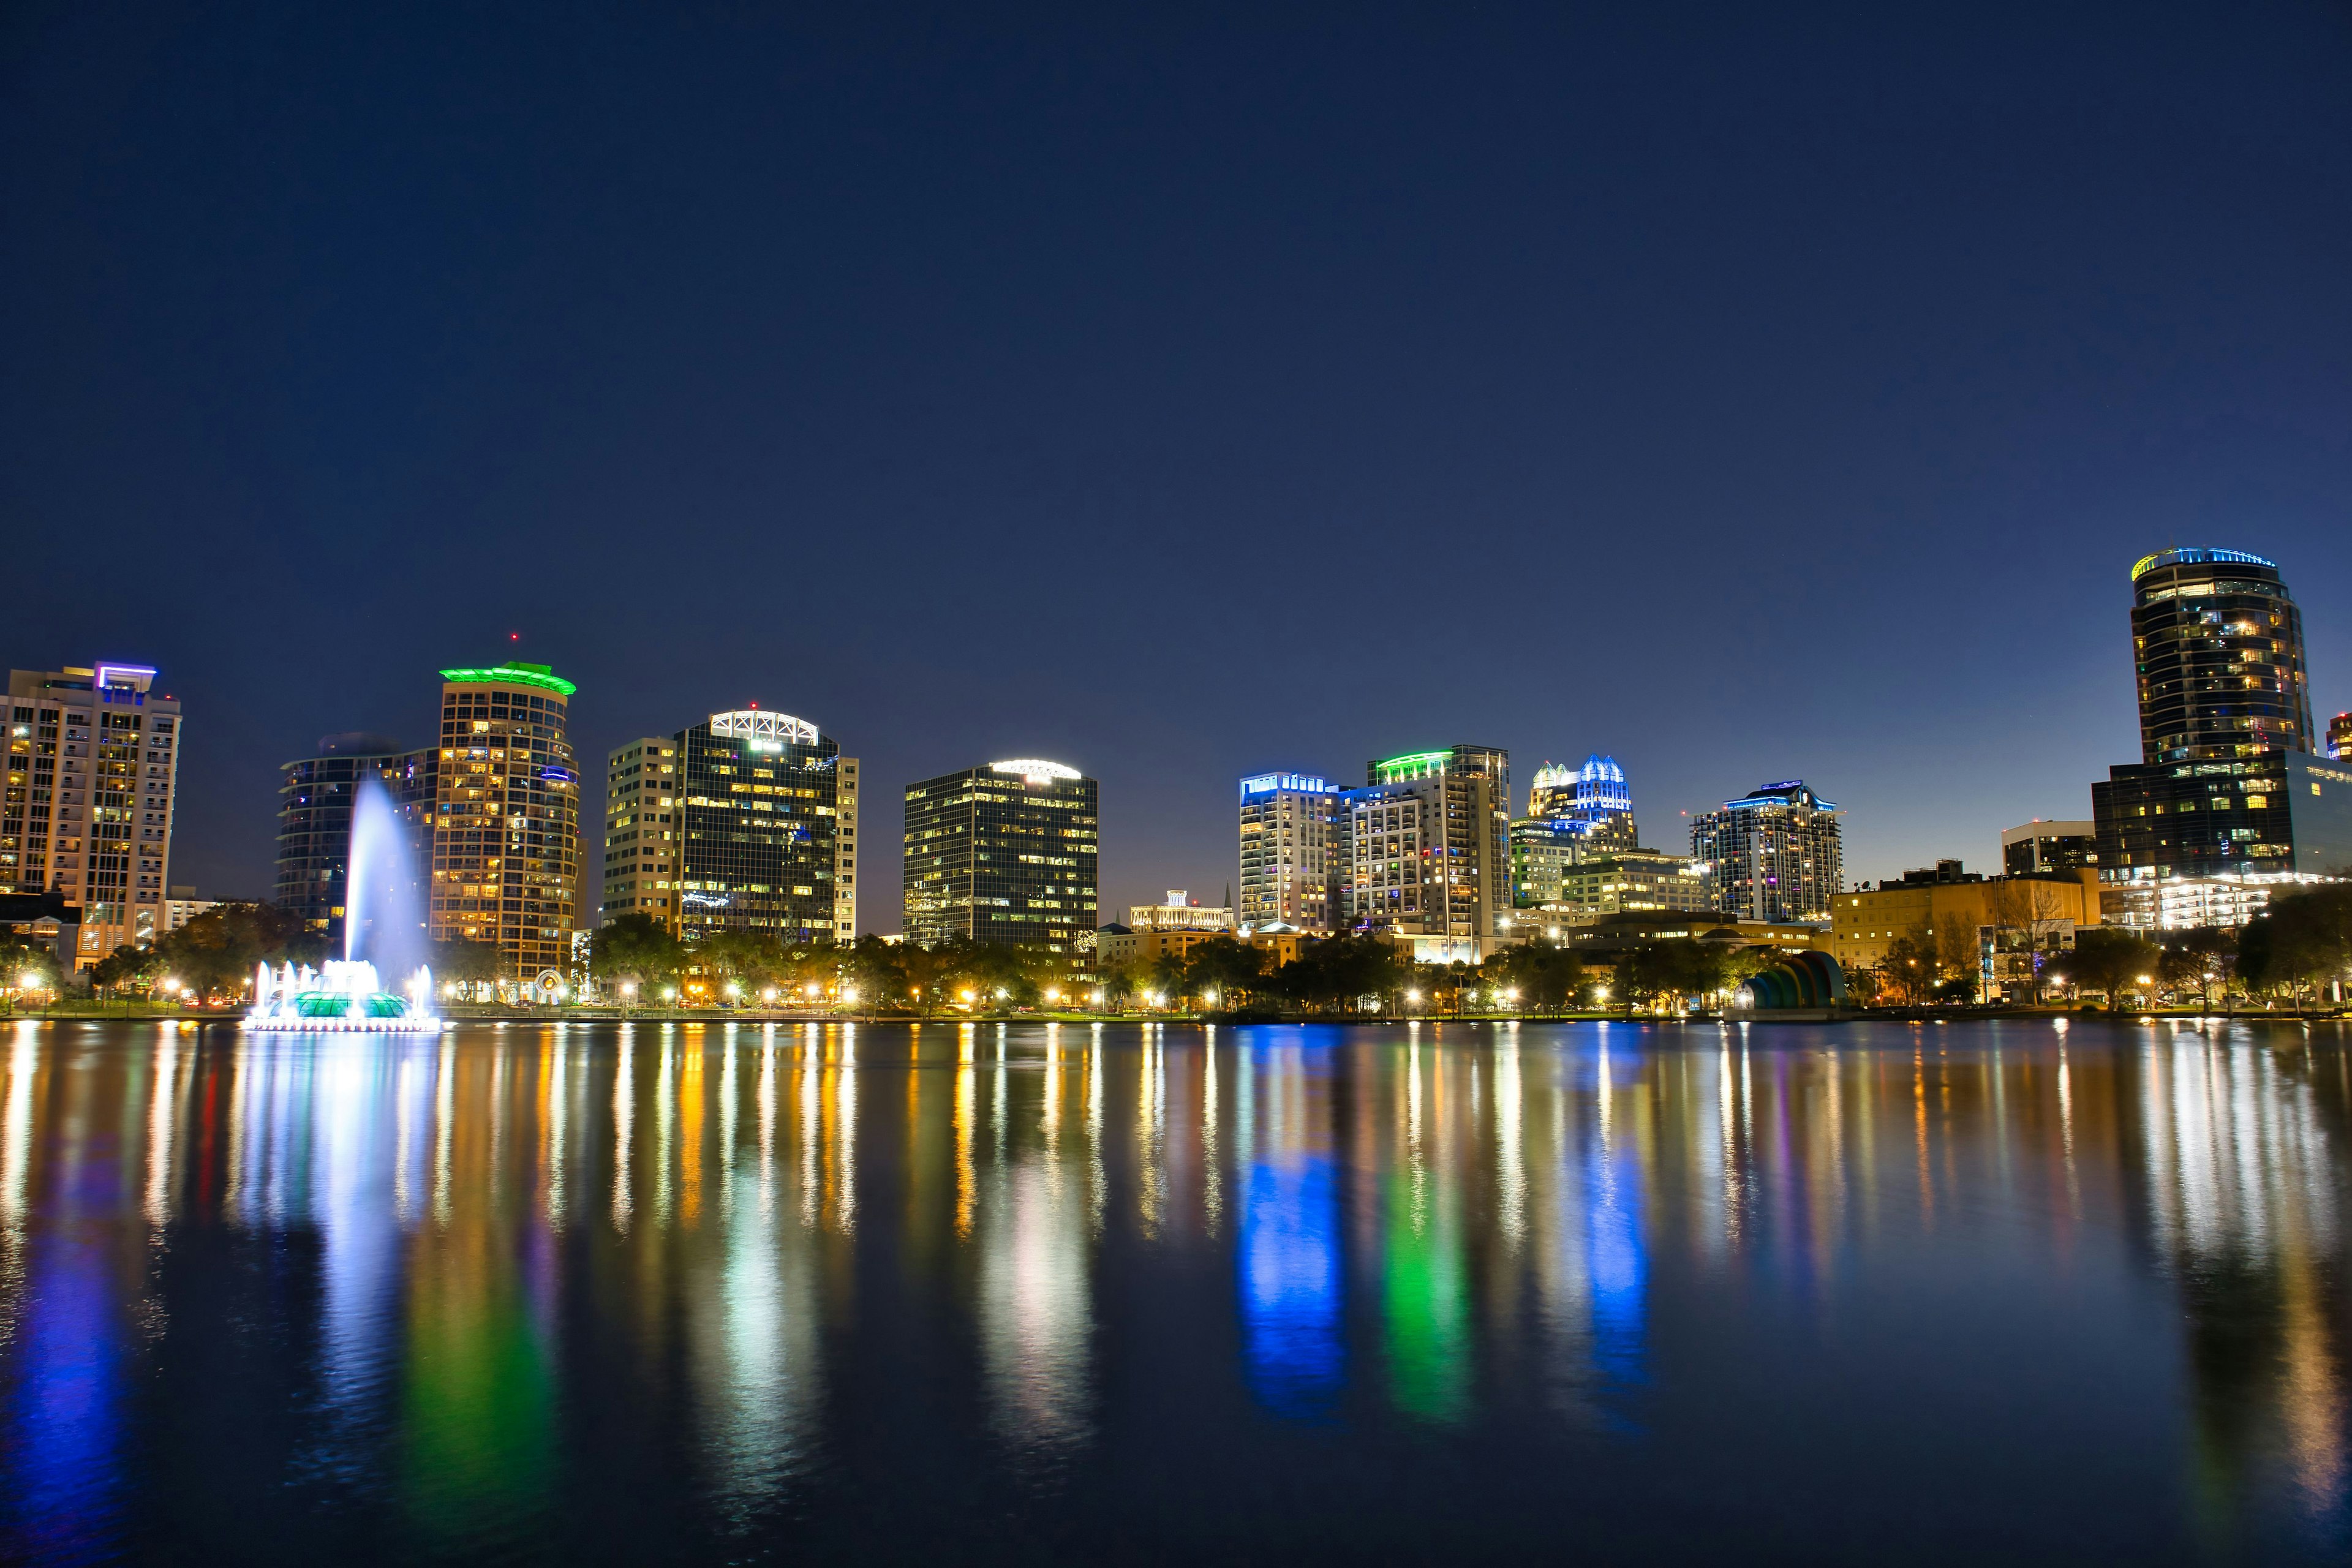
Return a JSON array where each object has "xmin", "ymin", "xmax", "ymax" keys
[{"xmin": 6, "ymin": 2, "xmax": 2348, "ymax": 924}]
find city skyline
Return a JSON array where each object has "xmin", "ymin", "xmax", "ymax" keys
[{"xmin": 4, "ymin": 4, "xmax": 2348, "ymax": 928}]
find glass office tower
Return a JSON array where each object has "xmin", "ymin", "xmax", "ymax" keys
[
  {"xmin": 673, "ymin": 709, "xmax": 849, "ymax": 945},
  {"xmin": 903, "ymin": 760, "xmax": 1098, "ymax": 966},
  {"xmin": 429, "ymin": 663, "xmax": 580, "ymax": 980},
  {"xmin": 2127, "ymin": 546, "xmax": 2313, "ymax": 763}
]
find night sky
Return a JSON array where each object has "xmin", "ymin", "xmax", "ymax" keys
[{"xmin": 6, "ymin": 2, "xmax": 2348, "ymax": 926}]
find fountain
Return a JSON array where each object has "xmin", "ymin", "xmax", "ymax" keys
[{"xmin": 246, "ymin": 774, "xmax": 442, "ymax": 1032}]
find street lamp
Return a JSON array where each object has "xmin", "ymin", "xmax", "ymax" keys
[
  {"xmin": 1406, "ymin": 989, "xmax": 1422, "ymax": 1005},
  {"xmin": 1045, "ymin": 987, "xmax": 1061, "ymax": 1004},
  {"xmin": 841, "ymin": 986, "xmax": 859, "ymax": 1005}
]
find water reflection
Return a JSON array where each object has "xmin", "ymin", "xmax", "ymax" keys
[{"xmin": 0, "ymin": 1019, "xmax": 2343, "ymax": 1562}]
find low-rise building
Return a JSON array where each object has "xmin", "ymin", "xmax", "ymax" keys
[
  {"xmin": 1829, "ymin": 869, "xmax": 2102, "ymax": 996},
  {"xmin": 1128, "ymin": 891, "xmax": 1234, "ymax": 932},
  {"xmin": 2002, "ymin": 820, "xmax": 2098, "ymax": 875},
  {"xmin": 2100, "ymin": 870, "xmax": 2343, "ymax": 932},
  {"xmin": 1555, "ymin": 850, "xmax": 1713, "ymax": 919}
]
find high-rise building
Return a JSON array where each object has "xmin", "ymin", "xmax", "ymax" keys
[
  {"xmin": 1689, "ymin": 780, "xmax": 1844, "ymax": 924},
  {"xmin": 2127, "ymin": 547, "xmax": 2314, "ymax": 763},
  {"xmin": 2330, "ymin": 712, "xmax": 2351, "ymax": 761},
  {"xmin": 1526, "ymin": 753, "xmax": 1638, "ymax": 851},
  {"xmin": 429, "ymin": 663, "xmax": 581, "ymax": 980},
  {"xmin": 600, "ymin": 736, "xmax": 678, "ymax": 926},
  {"xmin": 5, "ymin": 662, "xmax": 181, "ymax": 966},
  {"xmin": 1509, "ymin": 816, "xmax": 1588, "ymax": 909},
  {"xmin": 275, "ymin": 732, "xmax": 435, "ymax": 946},
  {"xmin": 2092, "ymin": 549, "xmax": 2351, "ymax": 881},
  {"xmin": 1237, "ymin": 772, "xmax": 1341, "ymax": 931},
  {"xmin": 673, "ymin": 709, "xmax": 853, "ymax": 945},
  {"xmin": 2000, "ymin": 820, "xmax": 2097, "ymax": 876},
  {"xmin": 903, "ymin": 759, "xmax": 1098, "ymax": 965},
  {"xmin": 1340, "ymin": 744, "xmax": 1512, "ymax": 958}
]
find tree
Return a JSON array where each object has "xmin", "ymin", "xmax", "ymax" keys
[
  {"xmin": 432, "ymin": 937, "xmax": 506, "ymax": 1001},
  {"xmin": 1986, "ymin": 878, "xmax": 2071, "ymax": 1003},
  {"xmin": 2067, "ymin": 926, "xmax": 2159, "ymax": 1008},
  {"xmin": 0, "ymin": 934, "xmax": 62, "ymax": 1000},
  {"xmin": 152, "ymin": 902, "xmax": 322, "ymax": 1003},
  {"xmin": 1935, "ymin": 911, "xmax": 1981, "ymax": 1002},
  {"xmin": 2157, "ymin": 926, "xmax": 2237, "ymax": 1012},
  {"xmin": 586, "ymin": 914, "xmax": 680, "ymax": 999},
  {"xmin": 1270, "ymin": 935, "xmax": 1409, "ymax": 1013},
  {"xmin": 2240, "ymin": 886, "xmax": 2352, "ymax": 1006},
  {"xmin": 1183, "ymin": 936, "xmax": 1267, "ymax": 1009},
  {"xmin": 1482, "ymin": 938, "xmax": 1585, "ymax": 1012},
  {"xmin": 1881, "ymin": 922, "xmax": 1940, "ymax": 1005},
  {"xmin": 92, "ymin": 943, "xmax": 161, "ymax": 998}
]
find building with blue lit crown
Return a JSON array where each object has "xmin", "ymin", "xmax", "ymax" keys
[{"xmin": 1689, "ymin": 780, "xmax": 1844, "ymax": 924}]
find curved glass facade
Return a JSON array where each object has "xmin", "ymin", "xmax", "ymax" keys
[{"xmin": 2129, "ymin": 548, "xmax": 2313, "ymax": 763}]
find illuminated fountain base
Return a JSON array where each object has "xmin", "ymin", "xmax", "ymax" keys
[{"xmin": 244, "ymin": 959, "xmax": 443, "ymax": 1033}]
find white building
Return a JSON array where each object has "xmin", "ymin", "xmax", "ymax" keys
[{"xmin": 1238, "ymin": 773, "xmax": 1341, "ymax": 932}]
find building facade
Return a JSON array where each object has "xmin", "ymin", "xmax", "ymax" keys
[
  {"xmin": 2001, "ymin": 820, "xmax": 2098, "ymax": 875},
  {"xmin": 275, "ymin": 733, "xmax": 435, "ymax": 946},
  {"xmin": 1509, "ymin": 816, "xmax": 1589, "ymax": 908},
  {"xmin": 2092, "ymin": 548, "xmax": 2334, "ymax": 886},
  {"xmin": 428, "ymin": 663, "xmax": 581, "ymax": 980},
  {"xmin": 1237, "ymin": 772, "xmax": 1341, "ymax": 932},
  {"xmin": 601, "ymin": 737, "xmax": 679, "ymax": 926},
  {"xmin": 1828, "ymin": 869, "xmax": 2102, "ymax": 991},
  {"xmin": 671, "ymin": 709, "xmax": 853, "ymax": 946},
  {"xmin": 903, "ymin": 759, "xmax": 1099, "ymax": 966},
  {"xmin": 1340, "ymin": 744, "xmax": 1512, "ymax": 959},
  {"xmin": 2331, "ymin": 711, "xmax": 2351, "ymax": 761},
  {"xmin": 1555, "ymin": 850, "xmax": 1714, "ymax": 920},
  {"xmin": 5, "ymin": 662, "xmax": 181, "ymax": 966},
  {"xmin": 1689, "ymin": 780, "xmax": 1844, "ymax": 925},
  {"xmin": 1526, "ymin": 753, "xmax": 1638, "ymax": 851},
  {"xmin": 2100, "ymin": 870, "xmax": 2342, "ymax": 932}
]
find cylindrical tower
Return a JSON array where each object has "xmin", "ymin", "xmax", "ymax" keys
[{"xmin": 2129, "ymin": 548, "xmax": 2313, "ymax": 763}]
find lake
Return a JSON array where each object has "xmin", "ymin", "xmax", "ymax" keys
[{"xmin": 1, "ymin": 1017, "xmax": 2346, "ymax": 1564}]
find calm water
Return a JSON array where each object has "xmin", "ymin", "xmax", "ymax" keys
[{"xmin": 1, "ymin": 1017, "xmax": 2349, "ymax": 1565}]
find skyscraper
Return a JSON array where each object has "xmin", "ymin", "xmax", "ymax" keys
[
  {"xmin": 903, "ymin": 759, "xmax": 1098, "ymax": 964},
  {"xmin": 1237, "ymin": 772, "xmax": 1341, "ymax": 931},
  {"xmin": 2330, "ymin": 711, "xmax": 2351, "ymax": 761},
  {"xmin": 1340, "ymin": 744, "xmax": 1512, "ymax": 958},
  {"xmin": 2127, "ymin": 547, "xmax": 2314, "ymax": 762},
  {"xmin": 1526, "ymin": 753, "xmax": 1638, "ymax": 851},
  {"xmin": 674, "ymin": 709, "xmax": 854, "ymax": 944},
  {"xmin": 600, "ymin": 736, "xmax": 678, "ymax": 926},
  {"xmin": 4, "ymin": 662, "xmax": 180, "ymax": 965},
  {"xmin": 2091, "ymin": 549, "xmax": 2350, "ymax": 881},
  {"xmin": 1689, "ymin": 780, "xmax": 1844, "ymax": 924},
  {"xmin": 275, "ymin": 733, "xmax": 435, "ymax": 946},
  {"xmin": 429, "ymin": 663, "xmax": 581, "ymax": 979}
]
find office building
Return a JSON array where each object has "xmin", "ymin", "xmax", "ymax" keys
[
  {"xmin": 1526, "ymin": 753, "xmax": 1638, "ymax": 851},
  {"xmin": 1340, "ymin": 744, "xmax": 1512, "ymax": 960},
  {"xmin": 5, "ymin": 662, "xmax": 181, "ymax": 966},
  {"xmin": 1237, "ymin": 772, "xmax": 1341, "ymax": 932},
  {"xmin": 2002, "ymin": 820, "xmax": 2097, "ymax": 875},
  {"xmin": 601, "ymin": 737, "xmax": 679, "ymax": 926},
  {"xmin": 275, "ymin": 732, "xmax": 435, "ymax": 946},
  {"xmin": 2331, "ymin": 711, "xmax": 2351, "ymax": 761},
  {"xmin": 1689, "ymin": 780, "xmax": 1844, "ymax": 925},
  {"xmin": 903, "ymin": 759, "xmax": 1099, "ymax": 966},
  {"xmin": 2090, "ymin": 549, "xmax": 2351, "ymax": 883},
  {"xmin": 1555, "ymin": 850, "xmax": 1714, "ymax": 920},
  {"xmin": 1129, "ymin": 890, "xmax": 1234, "ymax": 932},
  {"xmin": 665, "ymin": 709, "xmax": 854, "ymax": 945},
  {"xmin": 429, "ymin": 663, "xmax": 581, "ymax": 980},
  {"xmin": 1510, "ymin": 816, "xmax": 1589, "ymax": 908}
]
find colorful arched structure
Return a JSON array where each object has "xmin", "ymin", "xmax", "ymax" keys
[{"xmin": 1738, "ymin": 951, "xmax": 1847, "ymax": 1010}]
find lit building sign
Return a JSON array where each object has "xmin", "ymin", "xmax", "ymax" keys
[
  {"xmin": 94, "ymin": 663, "xmax": 157, "ymax": 691},
  {"xmin": 439, "ymin": 664, "xmax": 578, "ymax": 696},
  {"xmin": 710, "ymin": 710, "xmax": 819, "ymax": 750},
  {"xmin": 2130, "ymin": 546, "xmax": 2277, "ymax": 581},
  {"xmin": 990, "ymin": 759, "xmax": 1082, "ymax": 783}
]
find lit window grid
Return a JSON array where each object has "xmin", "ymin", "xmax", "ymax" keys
[{"xmin": 429, "ymin": 677, "xmax": 579, "ymax": 977}]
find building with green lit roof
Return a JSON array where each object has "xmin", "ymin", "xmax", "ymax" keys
[
  {"xmin": 430, "ymin": 663, "xmax": 580, "ymax": 980},
  {"xmin": 1339, "ymin": 744, "xmax": 1512, "ymax": 960}
]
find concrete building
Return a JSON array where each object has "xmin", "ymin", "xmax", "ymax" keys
[
  {"xmin": 2333, "ymin": 711, "xmax": 2352, "ymax": 761},
  {"xmin": 429, "ymin": 663, "xmax": 581, "ymax": 981},
  {"xmin": 5, "ymin": 662, "xmax": 181, "ymax": 967},
  {"xmin": 1689, "ymin": 780, "xmax": 1844, "ymax": 925},
  {"xmin": 1828, "ymin": 869, "xmax": 2102, "ymax": 990},
  {"xmin": 1341, "ymin": 744, "xmax": 1512, "ymax": 961},
  {"xmin": 601, "ymin": 737, "xmax": 678, "ymax": 926},
  {"xmin": 903, "ymin": 758, "xmax": 1099, "ymax": 967},
  {"xmin": 161, "ymin": 889, "xmax": 219, "ymax": 933},
  {"xmin": 2002, "ymin": 820, "xmax": 2098, "ymax": 875},
  {"xmin": 1237, "ymin": 772, "xmax": 1341, "ymax": 932},
  {"xmin": 1509, "ymin": 816, "xmax": 1589, "ymax": 908},
  {"xmin": 275, "ymin": 732, "xmax": 435, "ymax": 947}
]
